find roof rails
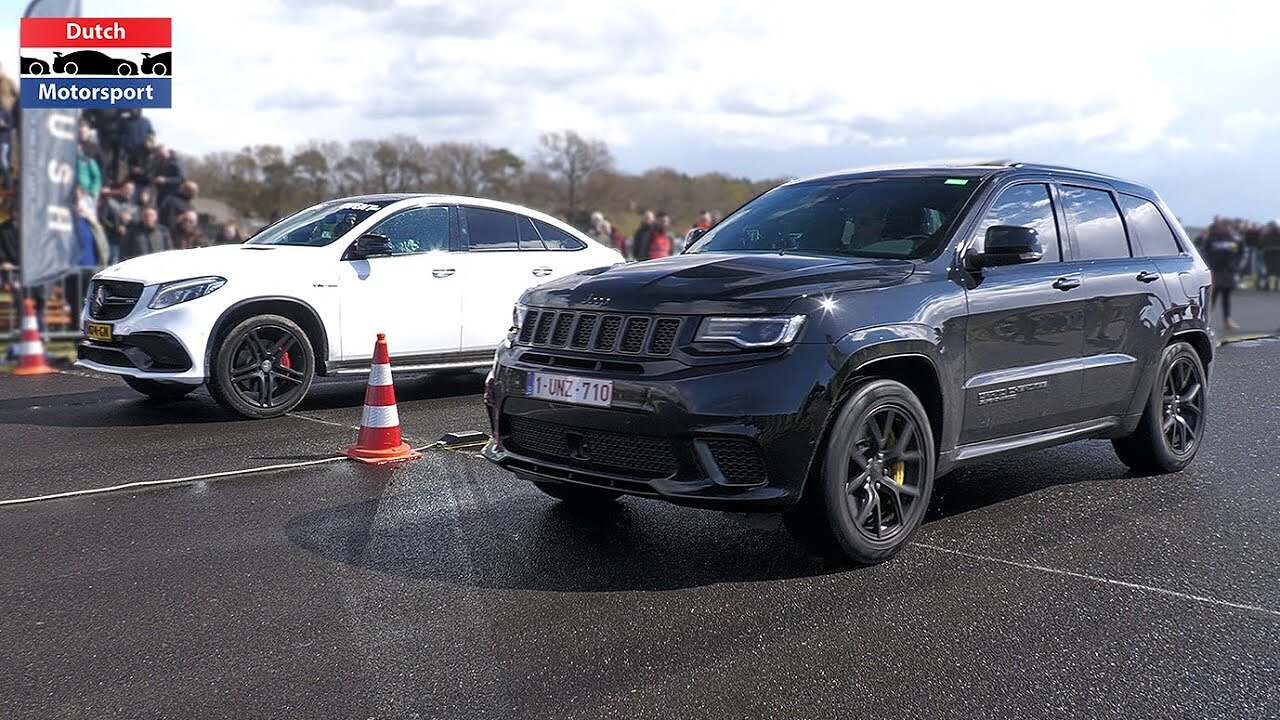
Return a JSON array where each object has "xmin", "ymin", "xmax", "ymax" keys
[{"xmin": 1008, "ymin": 162, "xmax": 1120, "ymax": 179}]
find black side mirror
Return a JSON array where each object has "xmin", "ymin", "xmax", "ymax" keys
[
  {"xmin": 683, "ymin": 227, "xmax": 707, "ymax": 253},
  {"xmin": 348, "ymin": 233, "xmax": 394, "ymax": 260},
  {"xmin": 966, "ymin": 225, "xmax": 1043, "ymax": 269}
]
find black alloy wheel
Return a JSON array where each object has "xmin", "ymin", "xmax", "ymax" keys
[
  {"xmin": 1112, "ymin": 341, "xmax": 1207, "ymax": 473},
  {"xmin": 208, "ymin": 314, "xmax": 315, "ymax": 419},
  {"xmin": 845, "ymin": 404, "xmax": 928, "ymax": 542},
  {"xmin": 1161, "ymin": 355, "xmax": 1204, "ymax": 455}
]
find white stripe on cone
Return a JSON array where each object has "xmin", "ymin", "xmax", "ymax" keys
[
  {"xmin": 368, "ymin": 363, "xmax": 393, "ymax": 387},
  {"xmin": 22, "ymin": 317, "xmax": 38, "ymax": 331},
  {"xmin": 360, "ymin": 403, "xmax": 400, "ymax": 428},
  {"xmin": 18, "ymin": 341, "xmax": 44, "ymax": 356}
]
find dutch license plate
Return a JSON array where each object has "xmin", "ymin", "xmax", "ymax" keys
[
  {"xmin": 525, "ymin": 372, "xmax": 613, "ymax": 407},
  {"xmin": 85, "ymin": 321, "xmax": 113, "ymax": 342}
]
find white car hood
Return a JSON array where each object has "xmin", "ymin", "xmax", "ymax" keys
[{"xmin": 96, "ymin": 244, "xmax": 327, "ymax": 284}]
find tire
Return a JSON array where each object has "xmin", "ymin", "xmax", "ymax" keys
[
  {"xmin": 63, "ymin": 61, "xmax": 78, "ymax": 75},
  {"xmin": 784, "ymin": 379, "xmax": 936, "ymax": 565},
  {"xmin": 152, "ymin": 63, "xmax": 168, "ymax": 76},
  {"xmin": 28, "ymin": 62, "xmax": 46, "ymax": 76},
  {"xmin": 123, "ymin": 376, "xmax": 197, "ymax": 401},
  {"xmin": 207, "ymin": 314, "xmax": 315, "ymax": 419},
  {"xmin": 1112, "ymin": 341, "xmax": 1207, "ymax": 473},
  {"xmin": 117, "ymin": 63, "xmax": 133, "ymax": 76},
  {"xmin": 531, "ymin": 480, "xmax": 622, "ymax": 505}
]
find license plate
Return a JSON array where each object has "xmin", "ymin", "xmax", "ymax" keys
[
  {"xmin": 85, "ymin": 321, "xmax": 113, "ymax": 342},
  {"xmin": 525, "ymin": 372, "xmax": 613, "ymax": 407}
]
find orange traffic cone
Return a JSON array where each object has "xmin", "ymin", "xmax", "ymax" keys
[
  {"xmin": 345, "ymin": 333, "xmax": 420, "ymax": 464},
  {"xmin": 11, "ymin": 299, "xmax": 55, "ymax": 376}
]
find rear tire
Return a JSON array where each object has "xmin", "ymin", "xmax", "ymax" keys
[
  {"xmin": 122, "ymin": 376, "xmax": 197, "ymax": 401},
  {"xmin": 531, "ymin": 480, "xmax": 622, "ymax": 505},
  {"xmin": 1112, "ymin": 341, "xmax": 1206, "ymax": 473},
  {"xmin": 207, "ymin": 314, "xmax": 315, "ymax": 419},
  {"xmin": 784, "ymin": 379, "xmax": 936, "ymax": 565}
]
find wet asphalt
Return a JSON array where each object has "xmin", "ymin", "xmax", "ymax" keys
[{"xmin": 0, "ymin": 342, "xmax": 1278, "ymax": 719}]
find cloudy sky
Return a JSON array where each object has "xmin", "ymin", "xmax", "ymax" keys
[{"xmin": 5, "ymin": 0, "xmax": 1280, "ymax": 224}]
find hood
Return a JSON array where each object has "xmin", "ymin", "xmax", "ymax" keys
[
  {"xmin": 95, "ymin": 244, "xmax": 325, "ymax": 284},
  {"xmin": 524, "ymin": 252, "xmax": 915, "ymax": 314}
]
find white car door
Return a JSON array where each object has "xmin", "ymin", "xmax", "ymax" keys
[
  {"xmin": 337, "ymin": 204, "xmax": 462, "ymax": 361},
  {"xmin": 455, "ymin": 206, "xmax": 552, "ymax": 351}
]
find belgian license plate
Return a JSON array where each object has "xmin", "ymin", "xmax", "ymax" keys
[
  {"xmin": 85, "ymin": 321, "xmax": 113, "ymax": 342},
  {"xmin": 525, "ymin": 372, "xmax": 613, "ymax": 407}
]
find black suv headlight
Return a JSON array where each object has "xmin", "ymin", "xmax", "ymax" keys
[
  {"xmin": 148, "ymin": 276, "xmax": 226, "ymax": 309},
  {"xmin": 694, "ymin": 315, "xmax": 806, "ymax": 349}
]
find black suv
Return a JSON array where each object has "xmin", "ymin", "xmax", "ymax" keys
[{"xmin": 482, "ymin": 163, "xmax": 1213, "ymax": 563}]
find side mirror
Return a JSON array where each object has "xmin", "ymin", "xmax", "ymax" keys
[
  {"xmin": 684, "ymin": 227, "xmax": 707, "ymax": 250},
  {"xmin": 966, "ymin": 225, "xmax": 1043, "ymax": 269},
  {"xmin": 348, "ymin": 233, "xmax": 394, "ymax": 260}
]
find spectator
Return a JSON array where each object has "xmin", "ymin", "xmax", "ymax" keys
[
  {"xmin": 1263, "ymin": 222, "xmax": 1280, "ymax": 292},
  {"xmin": 172, "ymin": 210, "xmax": 209, "ymax": 250},
  {"xmin": 588, "ymin": 211, "xmax": 626, "ymax": 255},
  {"xmin": 160, "ymin": 180, "xmax": 198, "ymax": 232},
  {"xmin": 648, "ymin": 211, "xmax": 673, "ymax": 259},
  {"xmin": 123, "ymin": 207, "xmax": 171, "ymax": 259},
  {"xmin": 690, "ymin": 209, "xmax": 712, "ymax": 233},
  {"xmin": 631, "ymin": 209, "xmax": 657, "ymax": 261},
  {"xmin": 1204, "ymin": 219, "xmax": 1246, "ymax": 331},
  {"xmin": 0, "ymin": 102, "xmax": 11, "ymax": 188},
  {"xmin": 216, "ymin": 222, "xmax": 244, "ymax": 245},
  {"xmin": 100, "ymin": 181, "xmax": 138, "ymax": 263},
  {"xmin": 656, "ymin": 211, "xmax": 678, "ymax": 256},
  {"xmin": 149, "ymin": 145, "xmax": 184, "ymax": 206},
  {"xmin": 137, "ymin": 186, "xmax": 156, "ymax": 210}
]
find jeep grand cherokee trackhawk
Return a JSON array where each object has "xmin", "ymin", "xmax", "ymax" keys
[
  {"xmin": 483, "ymin": 163, "xmax": 1213, "ymax": 563},
  {"xmin": 77, "ymin": 195, "xmax": 622, "ymax": 418}
]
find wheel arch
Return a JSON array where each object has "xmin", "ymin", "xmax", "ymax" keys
[
  {"xmin": 1171, "ymin": 327, "xmax": 1213, "ymax": 370},
  {"xmin": 205, "ymin": 297, "xmax": 330, "ymax": 377}
]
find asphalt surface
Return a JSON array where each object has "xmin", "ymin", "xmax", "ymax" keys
[{"xmin": 1, "ymin": 343, "xmax": 1278, "ymax": 719}]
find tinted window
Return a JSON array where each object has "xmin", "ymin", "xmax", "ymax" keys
[
  {"xmin": 246, "ymin": 200, "xmax": 393, "ymax": 247},
  {"xmin": 465, "ymin": 207, "xmax": 519, "ymax": 250},
  {"xmin": 1118, "ymin": 195, "xmax": 1181, "ymax": 257},
  {"xmin": 534, "ymin": 219, "xmax": 588, "ymax": 250},
  {"xmin": 368, "ymin": 206, "xmax": 449, "ymax": 255},
  {"xmin": 687, "ymin": 176, "xmax": 978, "ymax": 259},
  {"xmin": 1061, "ymin": 186, "xmax": 1130, "ymax": 260},
  {"xmin": 517, "ymin": 216, "xmax": 545, "ymax": 250},
  {"xmin": 973, "ymin": 183, "xmax": 1060, "ymax": 263}
]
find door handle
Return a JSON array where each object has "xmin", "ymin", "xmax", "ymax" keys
[
  {"xmin": 532, "ymin": 267, "xmax": 553, "ymax": 277},
  {"xmin": 432, "ymin": 268, "xmax": 455, "ymax": 279},
  {"xmin": 1136, "ymin": 271, "xmax": 1161, "ymax": 283},
  {"xmin": 1052, "ymin": 276, "xmax": 1081, "ymax": 291}
]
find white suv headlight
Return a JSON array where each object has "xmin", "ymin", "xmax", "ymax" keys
[
  {"xmin": 149, "ymin": 276, "xmax": 227, "ymax": 309},
  {"xmin": 695, "ymin": 315, "xmax": 806, "ymax": 349}
]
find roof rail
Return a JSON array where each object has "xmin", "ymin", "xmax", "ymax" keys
[{"xmin": 1008, "ymin": 162, "xmax": 1120, "ymax": 179}]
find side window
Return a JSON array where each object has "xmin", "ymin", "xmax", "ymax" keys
[
  {"xmin": 973, "ymin": 183, "xmax": 1061, "ymax": 263},
  {"xmin": 1061, "ymin": 186, "xmax": 1131, "ymax": 260},
  {"xmin": 517, "ymin": 216, "xmax": 545, "ymax": 250},
  {"xmin": 534, "ymin": 219, "xmax": 588, "ymax": 251},
  {"xmin": 1118, "ymin": 194, "xmax": 1181, "ymax": 257},
  {"xmin": 367, "ymin": 206, "xmax": 449, "ymax": 255},
  {"xmin": 464, "ymin": 207, "xmax": 519, "ymax": 251}
]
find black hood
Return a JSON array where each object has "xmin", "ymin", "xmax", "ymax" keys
[{"xmin": 523, "ymin": 252, "xmax": 915, "ymax": 314}]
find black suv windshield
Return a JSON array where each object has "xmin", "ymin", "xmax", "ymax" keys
[
  {"xmin": 246, "ymin": 200, "xmax": 394, "ymax": 247},
  {"xmin": 688, "ymin": 176, "xmax": 979, "ymax": 259}
]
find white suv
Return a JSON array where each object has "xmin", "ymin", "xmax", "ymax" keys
[{"xmin": 77, "ymin": 194, "xmax": 622, "ymax": 418}]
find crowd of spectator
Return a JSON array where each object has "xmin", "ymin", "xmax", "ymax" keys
[
  {"xmin": 588, "ymin": 208, "xmax": 721, "ymax": 261},
  {"xmin": 1195, "ymin": 217, "xmax": 1280, "ymax": 330}
]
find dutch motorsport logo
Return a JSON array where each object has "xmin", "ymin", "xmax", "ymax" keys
[{"xmin": 19, "ymin": 17, "xmax": 171, "ymax": 109}]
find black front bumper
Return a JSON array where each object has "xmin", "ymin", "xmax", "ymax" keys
[
  {"xmin": 483, "ymin": 343, "xmax": 834, "ymax": 511},
  {"xmin": 76, "ymin": 332, "xmax": 193, "ymax": 372}
]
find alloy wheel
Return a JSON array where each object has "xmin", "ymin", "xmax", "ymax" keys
[
  {"xmin": 1161, "ymin": 356, "xmax": 1204, "ymax": 455},
  {"xmin": 843, "ymin": 404, "xmax": 927, "ymax": 541},
  {"xmin": 228, "ymin": 324, "xmax": 308, "ymax": 409}
]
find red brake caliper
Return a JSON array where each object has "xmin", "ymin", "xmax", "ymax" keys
[{"xmin": 280, "ymin": 352, "xmax": 292, "ymax": 369}]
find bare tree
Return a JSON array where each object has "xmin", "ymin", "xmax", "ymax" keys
[{"xmin": 535, "ymin": 130, "xmax": 613, "ymax": 217}]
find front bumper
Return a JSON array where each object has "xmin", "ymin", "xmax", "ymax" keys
[
  {"xmin": 73, "ymin": 279, "xmax": 218, "ymax": 382},
  {"xmin": 483, "ymin": 342, "xmax": 834, "ymax": 511}
]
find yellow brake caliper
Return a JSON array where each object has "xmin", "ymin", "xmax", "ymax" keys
[{"xmin": 890, "ymin": 461, "xmax": 905, "ymax": 486}]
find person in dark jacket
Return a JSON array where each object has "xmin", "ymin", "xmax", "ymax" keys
[
  {"xmin": 123, "ymin": 206, "xmax": 172, "ymax": 259},
  {"xmin": 160, "ymin": 180, "xmax": 197, "ymax": 231},
  {"xmin": 1204, "ymin": 220, "xmax": 1246, "ymax": 330},
  {"xmin": 631, "ymin": 209, "xmax": 656, "ymax": 261},
  {"xmin": 1262, "ymin": 222, "xmax": 1280, "ymax": 292}
]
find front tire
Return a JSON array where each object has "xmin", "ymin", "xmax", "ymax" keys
[
  {"xmin": 207, "ymin": 314, "xmax": 315, "ymax": 419},
  {"xmin": 123, "ymin": 376, "xmax": 197, "ymax": 401},
  {"xmin": 1112, "ymin": 341, "xmax": 1207, "ymax": 473},
  {"xmin": 531, "ymin": 480, "xmax": 622, "ymax": 505},
  {"xmin": 784, "ymin": 379, "xmax": 936, "ymax": 565}
]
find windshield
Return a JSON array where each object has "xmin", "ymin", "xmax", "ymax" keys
[
  {"xmin": 687, "ymin": 176, "xmax": 980, "ymax": 259},
  {"xmin": 245, "ymin": 200, "xmax": 394, "ymax": 247}
]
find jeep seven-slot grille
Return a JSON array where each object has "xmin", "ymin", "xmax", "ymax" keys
[{"xmin": 518, "ymin": 309, "xmax": 682, "ymax": 356}]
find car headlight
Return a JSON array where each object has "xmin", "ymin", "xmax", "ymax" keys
[
  {"xmin": 512, "ymin": 302, "xmax": 529, "ymax": 331},
  {"xmin": 695, "ymin": 315, "xmax": 806, "ymax": 349},
  {"xmin": 148, "ymin": 276, "xmax": 227, "ymax": 309}
]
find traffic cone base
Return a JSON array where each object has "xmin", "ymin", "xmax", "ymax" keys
[
  {"xmin": 344, "ymin": 333, "xmax": 420, "ymax": 464},
  {"xmin": 11, "ymin": 299, "xmax": 55, "ymax": 376}
]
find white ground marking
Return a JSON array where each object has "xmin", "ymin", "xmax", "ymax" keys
[{"xmin": 916, "ymin": 542, "xmax": 1280, "ymax": 619}]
